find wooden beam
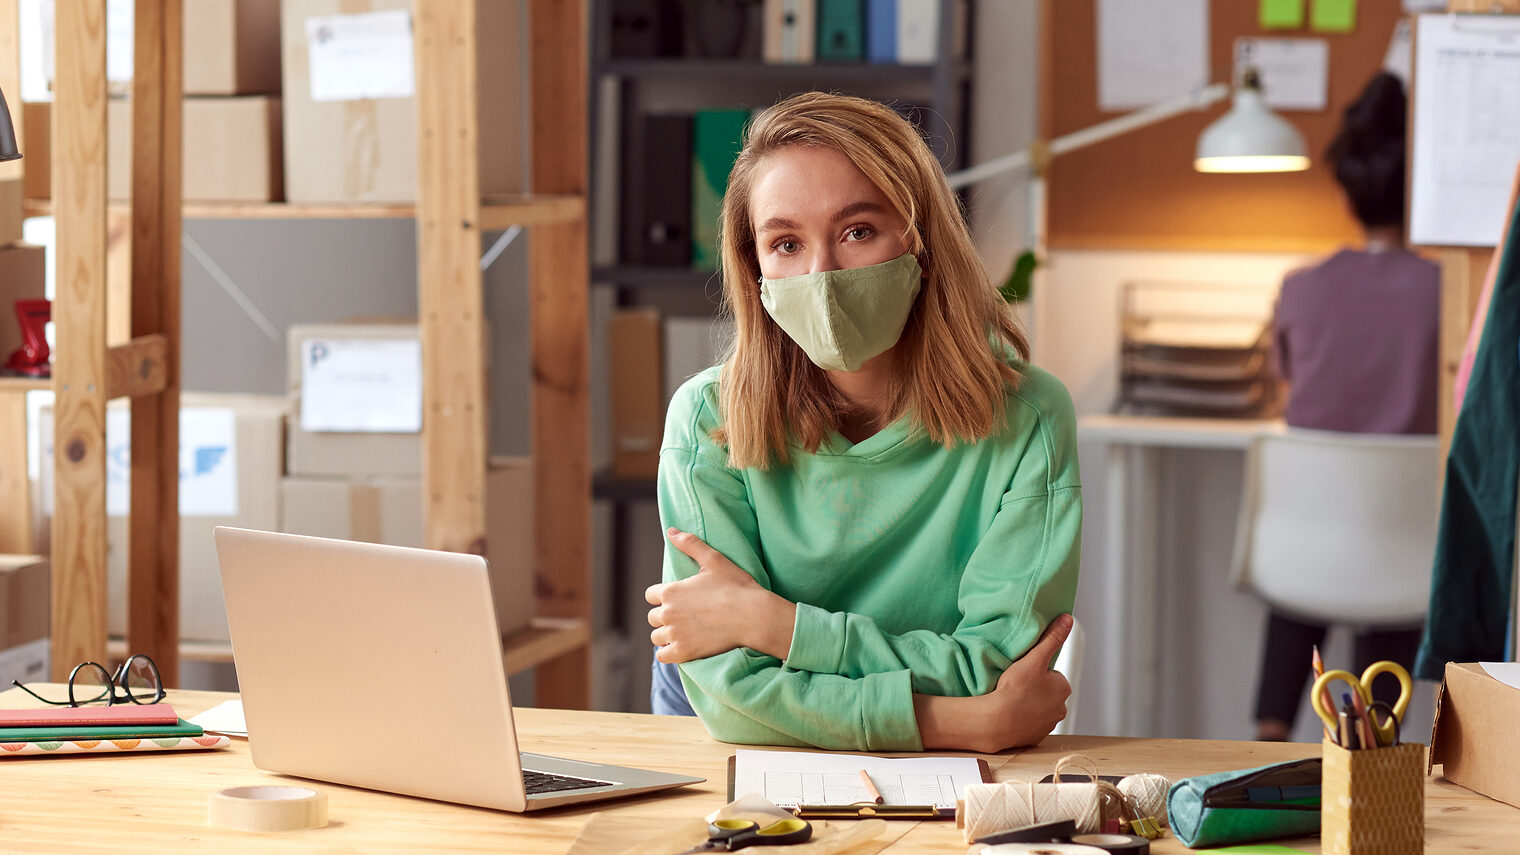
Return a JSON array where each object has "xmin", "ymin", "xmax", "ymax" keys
[
  {"xmin": 529, "ymin": 0, "xmax": 590, "ymax": 710},
  {"xmin": 0, "ymin": 390, "xmax": 32, "ymax": 554},
  {"xmin": 414, "ymin": 0, "xmax": 488, "ymax": 556},
  {"xmin": 51, "ymin": 0, "xmax": 110, "ymax": 680},
  {"xmin": 128, "ymin": 0, "xmax": 183, "ymax": 686},
  {"xmin": 0, "ymin": 0, "xmax": 22, "ymax": 185},
  {"xmin": 105, "ymin": 335, "xmax": 169, "ymax": 400}
]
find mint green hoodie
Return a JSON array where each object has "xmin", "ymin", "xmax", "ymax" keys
[{"xmin": 658, "ymin": 362, "xmax": 1082, "ymax": 751}]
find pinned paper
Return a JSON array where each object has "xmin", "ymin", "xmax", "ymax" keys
[
  {"xmin": 1235, "ymin": 38, "xmax": 1329, "ymax": 111},
  {"xmin": 299, "ymin": 338, "xmax": 423, "ymax": 433},
  {"xmin": 1259, "ymin": 0, "xmax": 1305, "ymax": 30},
  {"xmin": 1309, "ymin": 0, "xmax": 1356, "ymax": 33},
  {"xmin": 1096, "ymin": 0, "xmax": 1210, "ymax": 110},
  {"xmin": 1382, "ymin": 18, "xmax": 1412, "ymax": 84},
  {"xmin": 305, "ymin": 9, "xmax": 416, "ymax": 102}
]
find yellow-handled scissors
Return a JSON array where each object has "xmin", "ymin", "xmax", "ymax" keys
[
  {"xmin": 672, "ymin": 818, "xmax": 813, "ymax": 854},
  {"xmin": 1311, "ymin": 660, "xmax": 1412, "ymax": 747}
]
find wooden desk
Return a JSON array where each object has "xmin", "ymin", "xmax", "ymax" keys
[{"xmin": 2, "ymin": 687, "xmax": 1516, "ymax": 853}]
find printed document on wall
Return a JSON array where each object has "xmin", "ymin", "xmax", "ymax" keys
[
  {"xmin": 1096, "ymin": 0, "xmax": 1209, "ymax": 111},
  {"xmin": 1234, "ymin": 38, "xmax": 1328, "ymax": 111},
  {"xmin": 1410, "ymin": 14, "xmax": 1520, "ymax": 247}
]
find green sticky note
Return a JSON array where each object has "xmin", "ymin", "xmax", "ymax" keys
[
  {"xmin": 1310, "ymin": 0, "xmax": 1356, "ymax": 32},
  {"xmin": 1260, "ymin": 0, "xmax": 1305, "ymax": 29},
  {"xmin": 1209, "ymin": 839, "xmax": 1319, "ymax": 845}
]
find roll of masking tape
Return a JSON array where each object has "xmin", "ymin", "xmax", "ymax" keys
[
  {"xmin": 1068, "ymin": 833, "xmax": 1150, "ymax": 854},
  {"xmin": 208, "ymin": 786, "xmax": 329, "ymax": 832},
  {"xmin": 973, "ymin": 845, "xmax": 1109, "ymax": 855}
]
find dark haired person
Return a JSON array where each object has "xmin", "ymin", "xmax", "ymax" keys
[{"xmin": 1253, "ymin": 72, "xmax": 1438, "ymax": 741}]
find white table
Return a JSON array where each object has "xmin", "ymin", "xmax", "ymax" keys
[{"xmin": 1077, "ymin": 415, "xmax": 1284, "ymax": 736}]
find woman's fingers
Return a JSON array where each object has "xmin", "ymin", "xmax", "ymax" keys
[
  {"xmin": 645, "ymin": 582, "xmax": 667, "ymax": 605},
  {"xmin": 666, "ymin": 527, "xmax": 722, "ymax": 565}
]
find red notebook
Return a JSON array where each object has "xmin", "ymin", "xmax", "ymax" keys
[{"xmin": 0, "ymin": 704, "xmax": 179, "ymax": 728}]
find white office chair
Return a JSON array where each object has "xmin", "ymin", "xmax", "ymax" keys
[
  {"xmin": 1052, "ymin": 617, "xmax": 1085, "ymax": 735},
  {"xmin": 1231, "ymin": 429, "xmax": 1440, "ymax": 627}
]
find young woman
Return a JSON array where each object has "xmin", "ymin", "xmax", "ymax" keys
[
  {"xmin": 644, "ymin": 92, "xmax": 1081, "ymax": 752},
  {"xmin": 1253, "ymin": 72, "xmax": 1438, "ymax": 741}
]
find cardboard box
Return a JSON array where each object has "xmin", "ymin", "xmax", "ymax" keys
[
  {"xmin": 1429, "ymin": 661, "xmax": 1520, "ymax": 809},
  {"xmin": 280, "ymin": 475, "xmax": 424, "ymax": 547},
  {"xmin": 0, "ymin": 638, "xmax": 49, "ymax": 689},
  {"xmin": 280, "ymin": 0, "xmax": 525, "ymax": 203},
  {"xmin": 0, "ymin": 555, "xmax": 49, "ymax": 650},
  {"xmin": 486, "ymin": 457, "xmax": 534, "ymax": 638},
  {"xmin": 185, "ymin": 0, "xmax": 283, "ymax": 95},
  {"xmin": 36, "ymin": 394, "xmax": 288, "ymax": 642},
  {"xmin": 0, "ymin": 178, "xmax": 22, "ymax": 245},
  {"xmin": 286, "ymin": 322, "xmax": 422, "ymax": 478},
  {"xmin": 609, "ymin": 309, "xmax": 663, "ymax": 479},
  {"xmin": 21, "ymin": 102, "xmax": 50, "ymax": 200},
  {"xmin": 0, "ymin": 243, "xmax": 46, "ymax": 360},
  {"xmin": 107, "ymin": 97, "xmax": 284, "ymax": 202},
  {"xmin": 278, "ymin": 458, "xmax": 534, "ymax": 636}
]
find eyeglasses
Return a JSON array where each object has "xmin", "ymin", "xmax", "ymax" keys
[{"xmin": 10, "ymin": 654, "xmax": 165, "ymax": 707}]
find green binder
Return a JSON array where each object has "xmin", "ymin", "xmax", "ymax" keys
[
  {"xmin": 817, "ymin": 0, "xmax": 865, "ymax": 62},
  {"xmin": 691, "ymin": 108, "xmax": 751, "ymax": 270},
  {"xmin": 0, "ymin": 719, "xmax": 205, "ymax": 744}
]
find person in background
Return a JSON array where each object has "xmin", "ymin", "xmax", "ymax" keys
[
  {"xmin": 1254, "ymin": 72, "xmax": 1438, "ymax": 741},
  {"xmin": 643, "ymin": 92, "xmax": 1081, "ymax": 752}
]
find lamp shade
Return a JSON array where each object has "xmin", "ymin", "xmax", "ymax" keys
[
  {"xmin": 0, "ymin": 86, "xmax": 21, "ymax": 163},
  {"xmin": 1194, "ymin": 72, "xmax": 1307, "ymax": 174}
]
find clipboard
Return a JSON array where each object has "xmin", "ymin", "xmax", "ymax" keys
[{"xmin": 726, "ymin": 755, "xmax": 993, "ymax": 820}]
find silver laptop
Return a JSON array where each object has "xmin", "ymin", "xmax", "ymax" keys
[{"xmin": 214, "ymin": 526, "xmax": 704, "ymax": 812}]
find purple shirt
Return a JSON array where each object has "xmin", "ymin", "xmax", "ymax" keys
[{"xmin": 1274, "ymin": 248, "xmax": 1440, "ymax": 435}]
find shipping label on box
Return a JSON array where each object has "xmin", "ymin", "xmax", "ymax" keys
[
  {"xmin": 299, "ymin": 337, "xmax": 422, "ymax": 433},
  {"xmin": 304, "ymin": 9, "xmax": 416, "ymax": 101}
]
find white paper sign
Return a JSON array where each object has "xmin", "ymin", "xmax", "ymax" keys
[
  {"xmin": 1096, "ymin": 0, "xmax": 1209, "ymax": 110},
  {"xmin": 1410, "ymin": 15, "xmax": 1520, "ymax": 246},
  {"xmin": 1480, "ymin": 662, "xmax": 1520, "ymax": 692},
  {"xmin": 1235, "ymin": 38, "xmax": 1329, "ymax": 111},
  {"xmin": 300, "ymin": 338, "xmax": 423, "ymax": 433},
  {"xmin": 39, "ymin": 407, "xmax": 238, "ymax": 518},
  {"xmin": 305, "ymin": 10, "xmax": 416, "ymax": 102}
]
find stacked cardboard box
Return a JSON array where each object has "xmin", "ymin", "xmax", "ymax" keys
[
  {"xmin": 23, "ymin": 0, "xmax": 285, "ymax": 204},
  {"xmin": 283, "ymin": 321, "xmax": 533, "ymax": 636},
  {"xmin": 0, "ymin": 556, "xmax": 49, "ymax": 688},
  {"xmin": 35, "ymin": 394, "xmax": 288, "ymax": 643},
  {"xmin": 279, "ymin": 0, "xmax": 526, "ymax": 203}
]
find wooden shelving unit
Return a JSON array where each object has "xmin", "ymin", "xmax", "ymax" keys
[{"xmin": 35, "ymin": 0, "xmax": 592, "ymax": 707}]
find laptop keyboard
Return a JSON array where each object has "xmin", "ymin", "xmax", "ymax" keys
[{"xmin": 522, "ymin": 768, "xmax": 612, "ymax": 795}]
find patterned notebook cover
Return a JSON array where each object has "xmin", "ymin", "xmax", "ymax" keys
[{"xmin": 0, "ymin": 734, "xmax": 231, "ymax": 757}]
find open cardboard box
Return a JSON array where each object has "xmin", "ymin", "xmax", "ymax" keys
[{"xmin": 1429, "ymin": 662, "xmax": 1520, "ymax": 808}]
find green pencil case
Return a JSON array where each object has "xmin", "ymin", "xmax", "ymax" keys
[{"xmin": 1166, "ymin": 757, "xmax": 1322, "ymax": 848}]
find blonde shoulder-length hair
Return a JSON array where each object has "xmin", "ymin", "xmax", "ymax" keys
[{"xmin": 717, "ymin": 91, "xmax": 1029, "ymax": 470}]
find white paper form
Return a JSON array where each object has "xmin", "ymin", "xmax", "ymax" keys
[
  {"xmin": 305, "ymin": 9, "xmax": 416, "ymax": 102},
  {"xmin": 1480, "ymin": 663, "xmax": 1520, "ymax": 692},
  {"xmin": 1410, "ymin": 15, "xmax": 1520, "ymax": 247},
  {"xmin": 300, "ymin": 337, "xmax": 423, "ymax": 433},
  {"xmin": 189, "ymin": 700, "xmax": 248, "ymax": 738},
  {"xmin": 1234, "ymin": 38, "xmax": 1329, "ymax": 111},
  {"xmin": 732, "ymin": 749, "xmax": 983, "ymax": 810},
  {"xmin": 1096, "ymin": 0, "xmax": 1209, "ymax": 111}
]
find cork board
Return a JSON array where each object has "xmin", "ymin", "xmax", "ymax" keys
[{"xmin": 1042, "ymin": 0, "xmax": 1404, "ymax": 252}]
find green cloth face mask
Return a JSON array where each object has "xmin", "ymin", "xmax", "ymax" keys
[{"xmin": 759, "ymin": 253, "xmax": 923, "ymax": 372}]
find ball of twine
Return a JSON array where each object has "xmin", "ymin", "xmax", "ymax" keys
[{"xmin": 1117, "ymin": 773, "xmax": 1172, "ymax": 828}]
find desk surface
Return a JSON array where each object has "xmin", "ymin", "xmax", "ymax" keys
[
  {"xmin": 1078, "ymin": 414, "xmax": 1284, "ymax": 448},
  {"xmin": 0, "ymin": 687, "xmax": 1514, "ymax": 853}
]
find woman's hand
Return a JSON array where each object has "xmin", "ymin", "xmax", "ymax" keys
[
  {"xmin": 915, "ymin": 615, "xmax": 1074, "ymax": 752},
  {"xmin": 646, "ymin": 528, "xmax": 797, "ymax": 664}
]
